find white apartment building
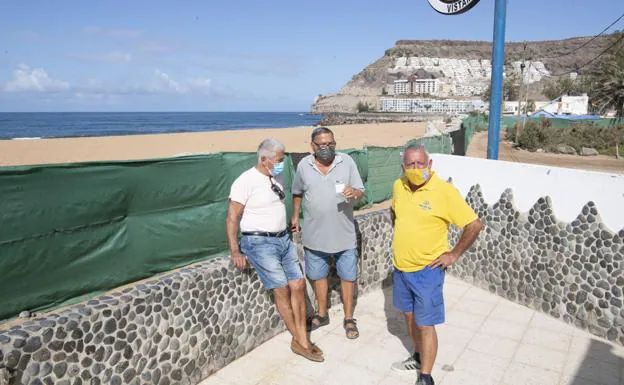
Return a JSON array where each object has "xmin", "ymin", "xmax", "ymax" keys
[
  {"xmin": 392, "ymin": 78, "xmax": 439, "ymax": 95},
  {"xmin": 393, "ymin": 80, "xmax": 411, "ymax": 95},
  {"xmin": 380, "ymin": 97, "xmax": 479, "ymax": 114},
  {"xmin": 412, "ymin": 79, "xmax": 439, "ymax": 95}
]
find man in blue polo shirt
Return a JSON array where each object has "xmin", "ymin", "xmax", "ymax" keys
[{"xmin": 291, "ymin": 127, "xmax": 365, "ymax": 340}]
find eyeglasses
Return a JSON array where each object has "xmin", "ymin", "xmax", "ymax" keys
[
  {"xmin": 313, "ymin": 141, "xmax": 336, "ymax": 148},
  {"xmin": 269, "ymin": 177, "xmax": 285, "ymax": 200}
]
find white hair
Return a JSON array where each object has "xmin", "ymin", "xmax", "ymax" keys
[
  {"xmin": 257, "ymin": 138, "xmax": 285, "ymax": 162},
  {"xmin": 402, "ymin": 144, "xmax": 429, "ymax": 164}
]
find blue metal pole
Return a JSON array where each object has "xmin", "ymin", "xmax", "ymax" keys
[{"xmin": 487, "ymin": 0, "xmax": 508, "ymax": 160}]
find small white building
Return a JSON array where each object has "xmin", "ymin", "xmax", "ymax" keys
[
  {"xmin": 502, "ymin": 101, "xmax": 553, "ymax": 115},
  {"xmin": 393, "ymin": 80, "xmax": 411, "ymax": 95},
  {"xmin": 541, "ymin": 94, "xmax": 589, "ymax": 115}
]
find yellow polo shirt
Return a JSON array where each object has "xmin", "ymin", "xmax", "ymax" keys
[{"xmin": 391, "ymin": 173, "xmax": 478, "ymax": 272}]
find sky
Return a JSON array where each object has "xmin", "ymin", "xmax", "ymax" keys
[{"xmin": 0, "ymin": 0, "xmax": 622, "ymax": 112}]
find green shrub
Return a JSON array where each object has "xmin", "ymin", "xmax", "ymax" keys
[
  {"xmin": 356, "ymin": 101, "xmax": 371, "ymax": 113},
  {"xmin": 517, "ymin": 121, "xmax": 546, "ymax": 151},
  {"xmin": 506, "ymin": 123, "xmax": 518, "ymax": 142},
  {"xmin": 509, "ymin": 119, "xmax": 624, "ymax": 155}
]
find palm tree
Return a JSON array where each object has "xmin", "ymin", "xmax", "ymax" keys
[
  {"xmin": 591, "ymin": 45, "xmax": 624, "ymax": 119},
  {"xmin": 589, "ymin": 33, "xmax": 624, "ymax": 157}
]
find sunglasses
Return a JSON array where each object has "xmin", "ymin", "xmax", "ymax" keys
[{"xmin": 269, "ymin": 177, "xmax": 285, "ymax": 200}]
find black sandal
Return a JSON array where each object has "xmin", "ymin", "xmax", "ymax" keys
[
  {"xmin": 343, "ymin": 318, "xmax": 359, "ymax": 339},
  {"xmin": 306, "ymin": 314, "xmax": 330, "ymax": 331}
]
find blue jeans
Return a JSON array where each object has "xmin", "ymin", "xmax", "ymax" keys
[
  {"xmin": 240, "ymin": 234, "xmax": 304, "ymax": 289},
  {"xmin": 304, "ymin": 247, "xmax": 358, "ymax": 282},
  {"xmin": 393, "ymin": 267, "xmax": 445, "ymax": 326}
]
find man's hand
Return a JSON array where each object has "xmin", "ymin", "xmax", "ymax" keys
[
  {"xmin": 429, "ymin": 251, "xmax": 459, "ymax": 270},
  {"xmin": 290, "ymin": 217, "xmax": 301, "ymax": 232},
  {"xmin": 231, "ymin": 250, "xmax": 247, "ymax": 270},
  {"xmin": 342, "ymin": 186, "xmax": 361, "ymax": 201}
]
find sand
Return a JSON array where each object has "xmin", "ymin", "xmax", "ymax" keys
[
  {"xmin": 2, "ymin": 121, "xmax": 621, "ymax": 174},
  {"xmin": 0, "ymin": 122, "xmax": 427, "ymax": 167}
]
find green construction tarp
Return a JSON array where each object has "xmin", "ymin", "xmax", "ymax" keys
[
  {"xmin": 0, "ymin": 133, "xmax": 454, "ymax": 320},
  {"xmin": 364, "ymin": 146, "xmax": 403, "ymax": 204},
  {"xmin": 0, "ymin": 153, "xmax": 297, "ymax": 320}
]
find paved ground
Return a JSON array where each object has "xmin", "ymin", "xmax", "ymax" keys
[
  {"xmin": 199, "ymin": 276, "xmax": 624, "ymax": 385},
  {"xmin": 466, "ymin": 131, "xmax": 624, "ymax": 174}
]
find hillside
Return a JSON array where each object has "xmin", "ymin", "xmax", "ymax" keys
[{"xmin": 311, "ymin": 36, "xmax": 614, "ymax": 113}]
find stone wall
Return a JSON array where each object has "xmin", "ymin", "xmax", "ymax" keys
[
  {"xmin": 450, "ymin": 185, "xmax": 624, "ymax": 346},
  {"xmin": 2, "ymin": 188, "xmax": 622, "ymax": 385},
  {"xmin": 0, "ymin": 211, "xmax": 392, "ymax": 385}
]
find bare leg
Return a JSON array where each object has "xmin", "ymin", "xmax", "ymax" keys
[
  {"xmin": 403, "ymin": 312, "xmax": 421, "ymax": 355},
  {"xmin": 341, "ymin": 279, "xmax": 355, "ymax": 319},
  {"xmin": 312, "ymin": 278, "xmax": 329, "ymax": 317},
  {"xmin": 287, "ymin": 279, "xmax": 309, "ymax": 346},
  {"xmin": 273, "ymin": 286, "xmax": 310, "ymax": 349},
  {"xmin": 416, "ymin": 325, "xmax": 438, "ymax": 375}
]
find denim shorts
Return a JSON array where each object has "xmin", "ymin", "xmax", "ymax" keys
[
  {"xmin": 239, "ymin": 234, "xmax": 304, "ymax": 289},
  {"xmin": 393, "ymin": 266, "xmax": 445, "ymax": 326},
  {"xmin": 304, "ymin": 247, "xmax": 358, "ymax": 282}
]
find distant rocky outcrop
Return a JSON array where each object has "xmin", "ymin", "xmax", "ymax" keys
[{"xmin": 311, "ymin": 36, "xmax": 614, "ymax": 113}]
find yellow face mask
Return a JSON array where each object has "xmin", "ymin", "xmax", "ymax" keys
[{"xmin": 404, "ymin": 168, "xmax": 431, "ymax": 186}]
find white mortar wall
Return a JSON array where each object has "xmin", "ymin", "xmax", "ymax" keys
[{"xmin": 430, "ymin": 154, "xmax": 624, "ymax": 232}]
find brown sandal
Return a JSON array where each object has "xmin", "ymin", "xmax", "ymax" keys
[
  {"xmin": 306, "ymin": 313, "xmax": 330, "ymax": 331},
  {"xmin": 344, "ymin": 318, "xmax": 359, "ymax": 339},
  {"xmin": 291, "ymin": 339, "xmax": 324, "ymax": 362}
]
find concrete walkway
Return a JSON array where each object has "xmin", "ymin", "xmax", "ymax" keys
[{"xmin": 200, "ymin": 276, "xmax": 624, "ymax": 385}]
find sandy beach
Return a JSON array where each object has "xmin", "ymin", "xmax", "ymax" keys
[{"xmin": 0, "ymin": 122, "xmax": 427, "ymax": 167}]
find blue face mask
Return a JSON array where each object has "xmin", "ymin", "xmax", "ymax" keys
[{"xmin": 270, "ymin": 161, "xmax": 285, "ymax": 176}]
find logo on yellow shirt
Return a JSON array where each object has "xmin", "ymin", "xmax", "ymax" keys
[{"xmin": 419, "ymin": 200, "xmax": 432, "ymax": 212}]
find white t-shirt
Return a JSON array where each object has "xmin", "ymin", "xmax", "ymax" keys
[{"xmin": 229, "ymin": 167, "xmax": 287, "ymax": 232}]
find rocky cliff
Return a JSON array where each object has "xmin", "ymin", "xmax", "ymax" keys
[{"xmin": 311, "ymin": 36, "xmax": 613, "ymax": 113}]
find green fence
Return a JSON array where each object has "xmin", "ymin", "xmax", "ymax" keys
[{"xmin": 0, "ymin": 134, "xmax": 453, "ymax": 320}]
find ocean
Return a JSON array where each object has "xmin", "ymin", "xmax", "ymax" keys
[{"xmin": 0, "ymin": 112, "xmax": 323, "ymax": 140}]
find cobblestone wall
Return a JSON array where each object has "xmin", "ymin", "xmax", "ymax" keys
[
  {"xmin": 450, "ymin": 185, "xmax": 624, "ymax": 346},
  {"xmin": 2, "ymin": 193, "xmax": 621, "ymax": 385},
  {"xmin": 0, "ymin": 211, "xmax": 393, "ymax": 385}
]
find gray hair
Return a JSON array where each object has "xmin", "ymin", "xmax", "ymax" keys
[
  {"xmin": 402, "ymin": 144, "xmax": 429, "ymax": 164},
  {"xmin": 311, "ymin": 126, "xmax": 334, "ymax": 142},
  {"xmin": 257, "ymin": 138, "xmax": 285, "ymax": 162}
]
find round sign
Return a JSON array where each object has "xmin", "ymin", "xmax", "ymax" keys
[{"xmin": 427, "ymin": 0, "xmax": 481, "ymax": 15}]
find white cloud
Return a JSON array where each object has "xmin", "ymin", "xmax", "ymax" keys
[
  {"xmin": 153, "ymin": 69, "xmax": 182, "ymax": 92},
  {"xmin": 2, "ymin": 64, "xmax": 210, "ymax": 96},
  {"xmin": 4, "ymin": 64, "xmax": 70, "ymax": 92},
  {"xmin": 152, "ymin": 69, "xmax": 211, "ymax": 94}
]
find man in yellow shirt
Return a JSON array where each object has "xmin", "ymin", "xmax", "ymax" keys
[{"xmin": 390, "ymin": 144, "xmax": 482, "ymax": 385}]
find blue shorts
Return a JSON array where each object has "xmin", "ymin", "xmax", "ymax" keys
[
  {"xmin": 304, "ymin": 247, "xmax": 358, "ymax": 282},
  {"xmin": 393, "ymin": 267, "xmax": 445, "ymax": 326},
  {"xmin": 239, "ymin": 234, "xmax": 304, "ymax": 289}
]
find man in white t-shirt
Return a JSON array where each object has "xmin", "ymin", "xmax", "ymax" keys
[{"xmin": 226, "ymin": 138, "xmax": 323, "ymax": 363}]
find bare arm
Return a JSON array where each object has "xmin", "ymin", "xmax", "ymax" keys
[
  {"xmin": 226, "ymin": 200, "xmax": 246, "ymax": 269},
  {"xmin": 430, "ymin": 218, "xmax": 483, "ymax": 269},
  {"xmin": 290, "ymin": 195, "xmax": 303, "ymax": 231},
  {"xmin": 390, "ymin": 207, "xmax": 396, "ymax": 227},
  {"xmin": 450, "ymin": 218, "xmax": 482, "ymax": 257}
]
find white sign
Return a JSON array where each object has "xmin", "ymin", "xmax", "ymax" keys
[{"xmin": 427, "ymin": 0, "xmax": 481, "ymax": 15}]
